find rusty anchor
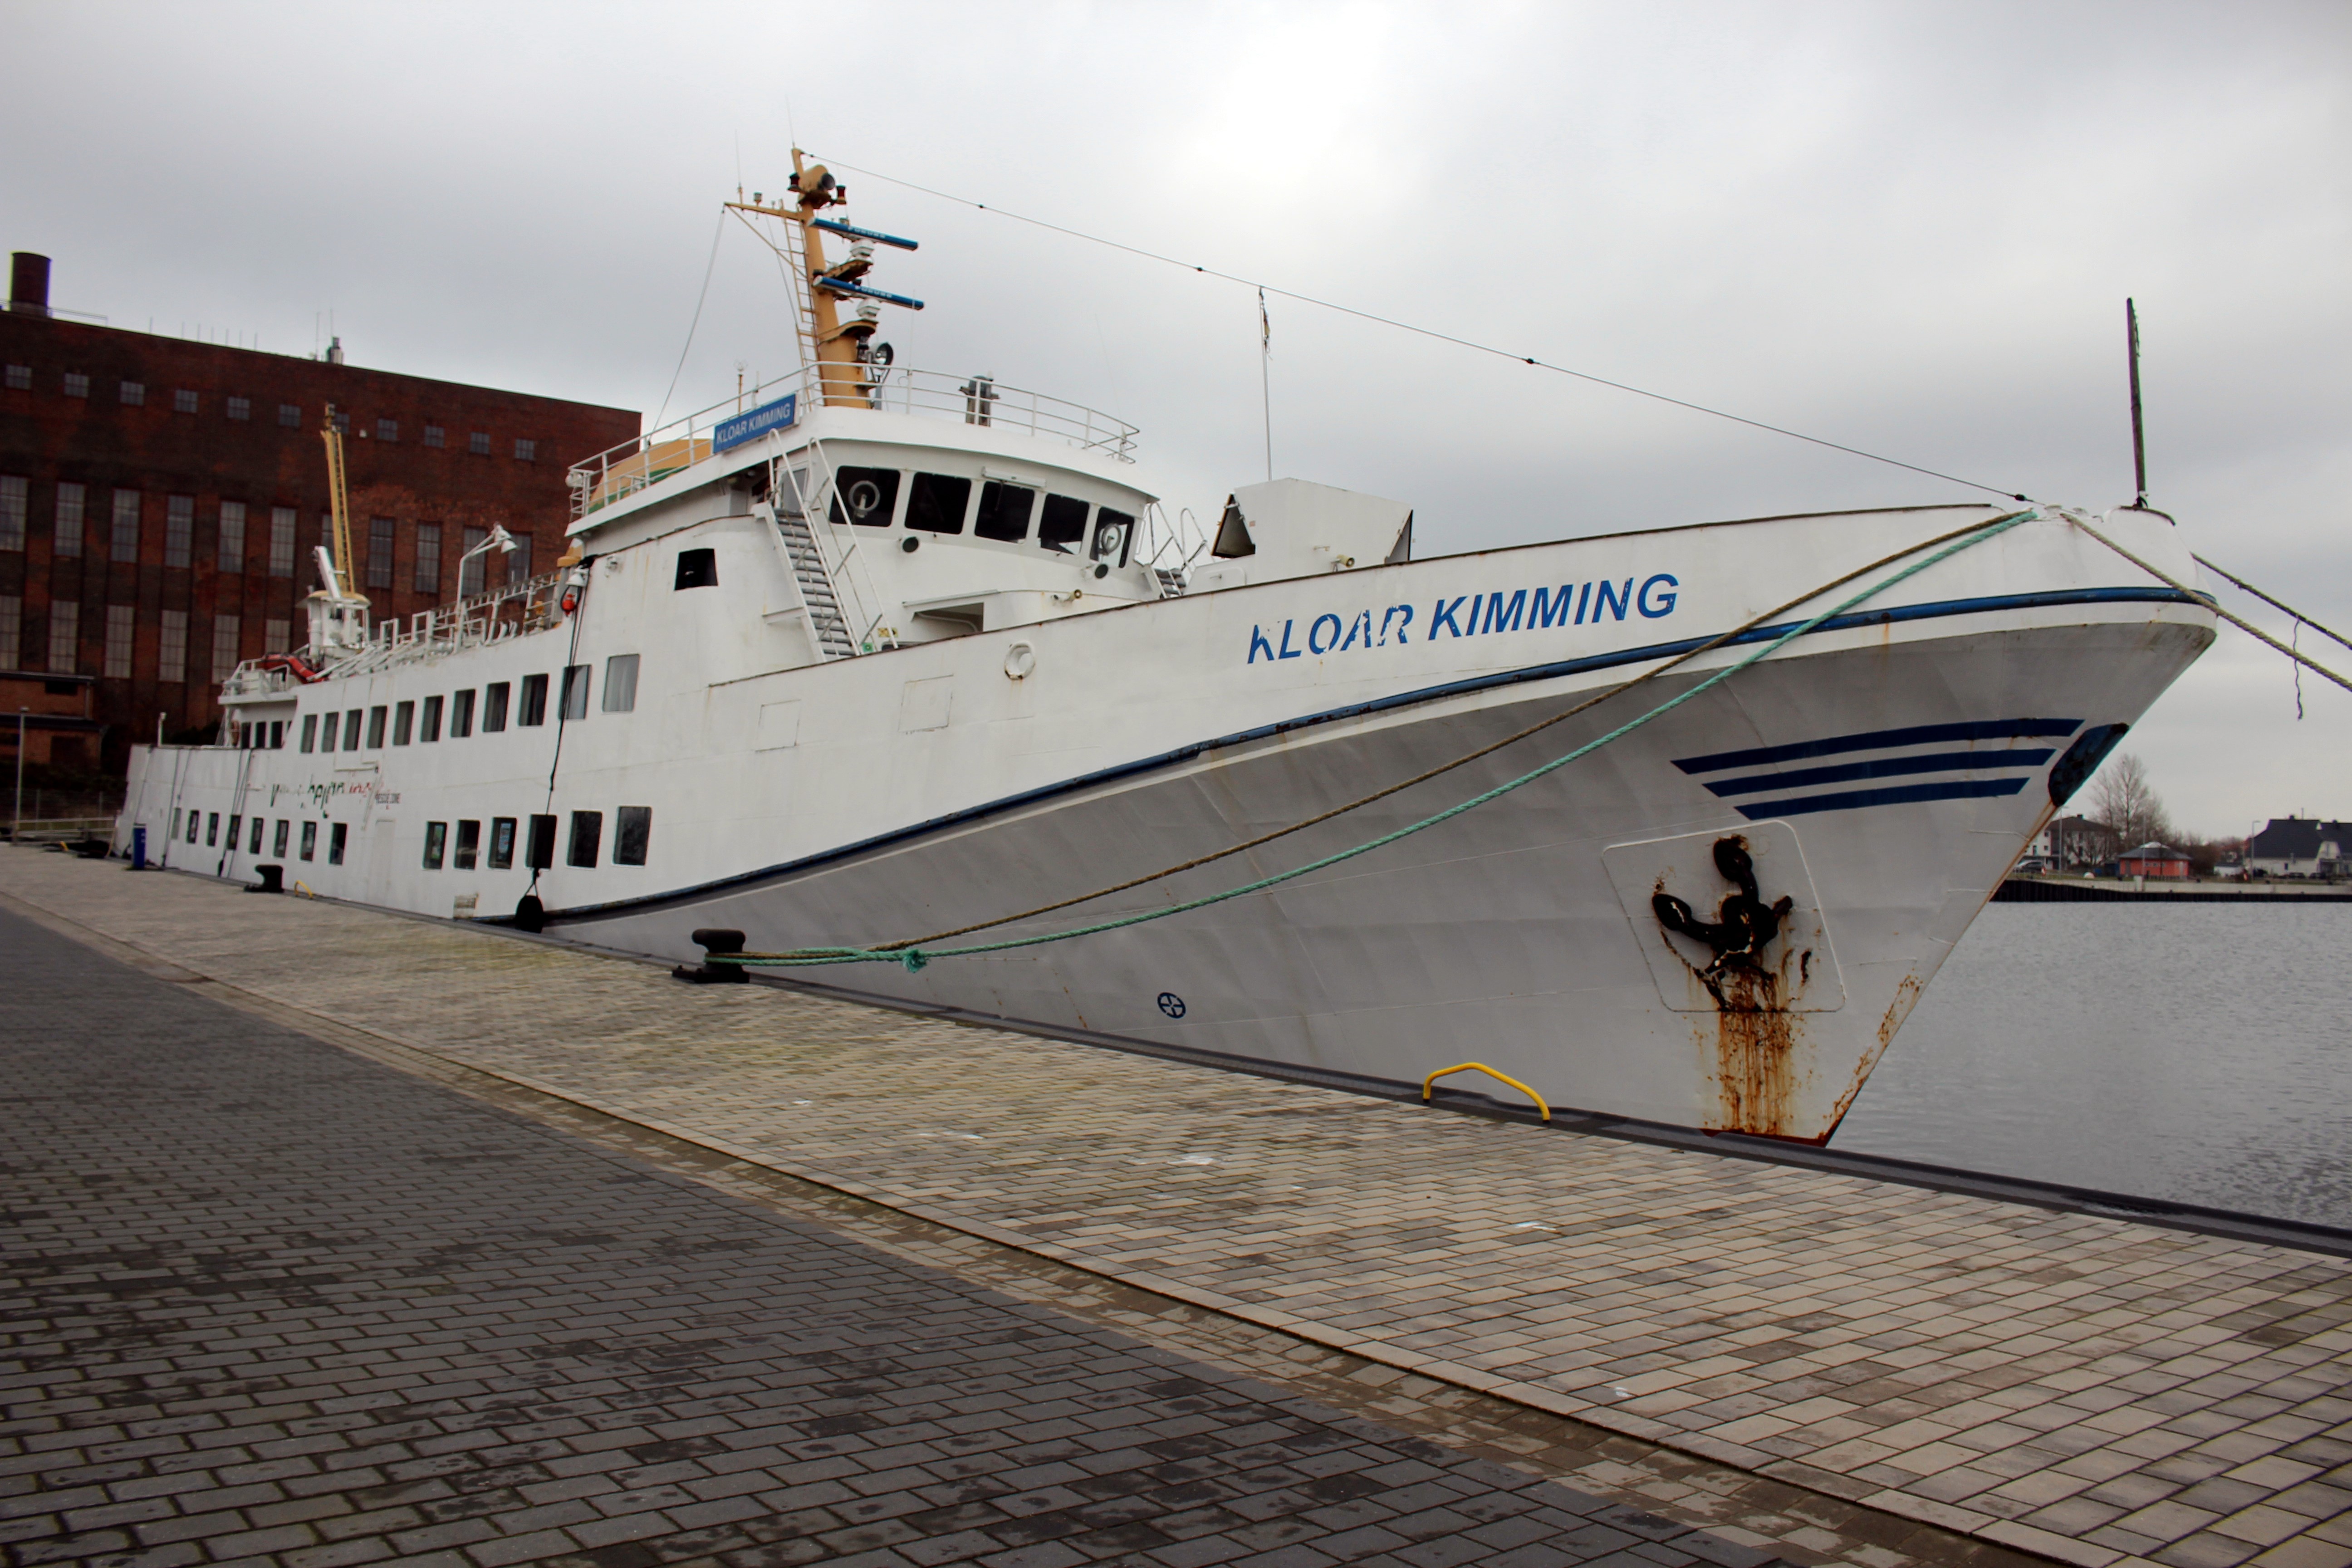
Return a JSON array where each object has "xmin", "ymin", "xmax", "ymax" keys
[{"xmin": 1651, "ymin": 836, "xmax": 1793, "ymax": 980}]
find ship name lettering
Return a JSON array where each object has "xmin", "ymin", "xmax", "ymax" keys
[{"xmin": 1244, "ymin": 574, "xmax": 1674, "ymax": 666}]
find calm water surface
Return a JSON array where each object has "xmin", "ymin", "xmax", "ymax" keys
[{"xmin": 1834, "ymin": 903, "xmax": 2352, "ymax": 1229}]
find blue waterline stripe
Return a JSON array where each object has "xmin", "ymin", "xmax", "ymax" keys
[
  {"xmin": 1701, "ymin": 747, "xmax": 2058, "ymax": 797},
  {"xmin": 1679, "ymin": 723, "xmax": 2080, "ymax": 775},
  {"xmin": 556, "ymin": 583, "xmax": 2203, "ymax": 921},
  {"xmin": 1735, "ymin": 776, "xmax": 2030, "ymax": 819}
]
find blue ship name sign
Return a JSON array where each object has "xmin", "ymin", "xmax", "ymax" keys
[{"xmin": 712, "ymin": 393, "xmax": 798, "ymax": 453}]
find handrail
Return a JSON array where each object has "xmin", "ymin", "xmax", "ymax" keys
[{"xmin": 1420, "ymin": 1062, "xmax": 1552, "ymax": 1122}]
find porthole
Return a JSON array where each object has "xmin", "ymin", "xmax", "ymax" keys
[{"xmin": 1003, "ymin": 642, "xmax": 1036, "ymax": 681}]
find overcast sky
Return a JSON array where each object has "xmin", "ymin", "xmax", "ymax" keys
[{"xmin": 10, "ymin": 0, "xmax": 2346, "ymax": 836}]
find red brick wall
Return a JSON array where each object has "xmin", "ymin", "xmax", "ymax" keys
[{"xmin": 0, "ymin": 316, "xmax": 640, "ymax": 768}]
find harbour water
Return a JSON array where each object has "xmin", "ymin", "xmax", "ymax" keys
[{"xmin": 1838, "ymin": 902, "xmax": 2352, "ymax": 1229}]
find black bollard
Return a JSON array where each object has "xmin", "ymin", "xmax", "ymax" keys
[
  {"xmin": 246, "ymin": 864, "xmax": 285, "ymax": 895},
  {"xmin": 672, "ymin": 927, "xmax": 749, "ymax": 984}
]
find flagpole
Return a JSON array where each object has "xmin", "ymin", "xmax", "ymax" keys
[{"xmin": 1259, "ymin": 287, "xmax": 1273, "ymax": 482}]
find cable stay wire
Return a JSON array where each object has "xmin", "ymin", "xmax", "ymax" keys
[
  {"xmin": 2192, "ymin": 554, "xmax": 2352, "ymax": 657},
  {"xmin": 814, "ymin": 155, "xmax": 2028, "ymax": 503},
  {"xmin": 651, "ymin": 208, "xmax": 730, "ymax": 432}
]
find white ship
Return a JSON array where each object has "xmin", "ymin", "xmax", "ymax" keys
[{"xmin": 122, "ymin": 155, "xmax": 2216, "ymax": 1142}]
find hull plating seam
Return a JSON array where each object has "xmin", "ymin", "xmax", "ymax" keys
[{"xmin": 550, "ymin": 583, "xmax": 2201, "ymax": 923}]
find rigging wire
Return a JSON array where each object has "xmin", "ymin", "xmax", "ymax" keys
[
  {"xmin": 2192, "ymin": 554, "xmax": 2352, "ymax": 657},
  {"xmin": 652, "ymin": 209, "xmax": 730, "ymax": 432},
  {"xmin": 814, "ymin": 154, "xmax": 2028, "ymax": 503}
]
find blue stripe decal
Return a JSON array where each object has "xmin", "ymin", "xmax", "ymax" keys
[
  {"xmin": 1680, "ymin": 723, "xmax": 2079, "ymax": 776},
  {"xmin": 1737, "ymin": 777, "xmax": 2029, "ymax": 819},
  {"xmin": 1702, "ymin": 747, "xmax": 2057, "ymax": 798},
  {"xmin": 555, "ymin": 583, "xmax": 2201, "ymax": 921}
]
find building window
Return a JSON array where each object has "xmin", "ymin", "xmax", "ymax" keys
[
  {"xmin": 453, "ymin": 819, "xmax": 480, "ymax": 869},
  {"xmin": 414, "ymin": 523, "xmax": 441, "ymax": 594},
  {"xmin": 300, "ymin": 821, "xmax": 317, "ymax": 860},
  {"xmin": 104, "ymin": 605, "xmax": 134, "ymax": 678},
  {"xmin": 468, "ymin": 431, "xmax": 491, "ymax": 456},
  {"xmin": 366, "ymin": 706, "xmax": 388, "ymax": 748},
  {"xmin": 164, "ymin": 495, "xmax": 193, "ymax": 567},
  {"xmin": 269, "ymin": 507, "xmax": 297, "ymax": 577},
  {"xmin": 458, "ymin": 526, "xmax": 487, "ymax": 596},
  {"xmin": 262, "ymin": 617, "xmax": 288, "ymax": 656},
  {"xmin": 559, "ymin": 663, "xmax": 590, "ymax": 721},
  {"xmin": 64, "ymin": 372, "xmax": 89, "ymax": 398},
  {"xmin": 278, "ymin": 403, "xmax": 300, "ymax": 428},
  {"xmin": 423, "ymin": 424, "xmax": 445, "ymax": 449},
  {"xmin": 174, "ymin": 389, "xmax": 198, "ymax": 414},
  {"xmin": 615, "ymin": 806, "xmax": 651, "ymax": 866},
  {"xmin": 367, "ymin": 516, "xmax": 395, "ymax": 590},
  {"xmin": 0, "ymin": 595, "xmax": 18, "ymax": 671},
  {"xmin": 215, "ymin": 500, "xmax": 246, "ymax": 571},
  {"xmin": 518, "ymin": 672, "xmax": 548, "ymax": 726},
  {"xmin": 212, "ymin": 614, "xmax": 241, "ymax": 680},
  {"xmin": 328, "ymin": 823, "xmax": 347, "ymax": 865},
  {"xmin": 601, "ymin": 654, "xmax": 639, "ymax": 713},
  {"xmin": 513, "ymin": 438, "xmax": 537, "ymax": 462},
  {"xmin": 159, "ymin": 609, "xmax": 187, "ymax": 681},
  {"xmin": 111, "ymin": 490, "xmax": 141, "ymax": 562},
  {"xmin": 508, "ymin": 534, "xmax": 531, "ymax": 584},
  {"xmin": 392, "ymin": 701, "xmax": 414, "ymax": 745},
  {"xmin": 47, "ymin": 601, "xmax": 78, "ymax": 672},
  {"xmin": 567, "ymin": 810, "xmax": 602, "ymax": 867},
  {"xmin": 423, "ymin": 822, "xmax": 446, "ymax": 870},
  {"xmin": 273, "ymin": 819, "xmax": 289, "ymax": 858},
  {"xmin": 120, "ymin": 381, "xmax": 145, "ymax": 406},
  {"xmin": 53, "ymin": 483, "xmax": 83, "ymax": 557},
  {"xmin": 300, "ymin": 714, "xmax": 317, "ymax": 752},
  {"xmin": 376, "ymin": 418, "xmax": 398, "ymax": 442},
  {"xmin": 420, "ymin": 693, "xmax": 443, "ymax": 741},
  {"xmin": 489, "ymin": 816, "xmax": 516, "ymax": 870},
  {"xmin": 450, "ymin": 688, "xmax": 475, "ymax": 737},
  {"xmin": 0, "ymin": 475, "xmax": 23, "ymax": 551},
  {"xmin": 4, "ymin": 364, "xmax": 28, "ymax": 390},
  {"xmin": 226, "ymin": 396, "xmax": 251, "ymax": 422},
  {"xmin": 482, "ymin": 681, "xmax": 509, "ymax": 732}
]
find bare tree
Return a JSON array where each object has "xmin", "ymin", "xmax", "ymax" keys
[{"xmin": 2087, "ymin": 752, "xmax": 2174, "ymax": 848}]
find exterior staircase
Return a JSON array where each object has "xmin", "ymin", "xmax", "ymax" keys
[{"xmin": 773, "ymin": 509, "xmax": 860, "ymax": 659}]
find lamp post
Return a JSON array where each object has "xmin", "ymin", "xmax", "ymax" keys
[
  {"xmin": 456, "ymin": 524, "xmax": 518, "ymax": 597},
  {"xmin": 13, "ymin": 707, "xmax": 24, "ymax": 844}
]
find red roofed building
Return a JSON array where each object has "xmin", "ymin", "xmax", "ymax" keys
[{"xmin": 2117, "ymin": 842, "xmax": 2191, "ymax": 879}]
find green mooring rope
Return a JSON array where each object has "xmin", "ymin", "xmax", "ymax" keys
[{"xmin": 720, "ymin": 509, "xmax": 2039, "ymax": 972}]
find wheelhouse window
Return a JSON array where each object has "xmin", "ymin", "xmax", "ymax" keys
[
  {"xmin": 420, "ymin": 694, "xmax": 443, "ymax": 741},
  {"xmin": 489, "ymin": 817, "xmax": 516, "ymax": 870},
  {"xmin": 905, "ymin": 472, "xmax": 971, "ymax": 534},
  {"xmin": 1092, "ymin": 508, "xmax": 1136, "ymax": 568},
  {"xmin": 453, "ymin": 819, "xmax": 480, "ymax": 870},
  {"xmin": 828, "ymin": 466, "xmax": 900, "ymax": 527},
  {"xmin": 518, "ymin": 673, "xmax": 548, "ymax": 726},
  {"xmin": 451, "ymin": 688, "xmax": 476, "ymax": 737},
  {"xmin": 673, "ymin": 547, "xmax": 717, "ymax": 589},
  {"xmin": 974, "ymin": 481, "xmax": 1035, "ymax": 543},
  {"xmin": 615, "ymin": 806, "xmax": 651, "ymax": 866},
  {"xmin": 423, "ymin": 822, "xmax": 447, "ymax": 870},
  {"xmin": 482, "ymin": 682, "xmax": 510, "ymax": 732},
  {"xmin": 567, "ymin": 810, "xmax": 602, "ymax": 867},
  {"xmin": 1038, "ymin": 494, "xmax": 1089, "ymax": 554}
]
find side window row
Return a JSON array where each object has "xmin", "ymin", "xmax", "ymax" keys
[
  {"xmin": 294, "ymin": 657, "xmax": 640, "ymax": 752},
  {"xmin": 421, "ymin": 808, "xmax": 650, "ymax": 872},
  {"xmin": 177, "ymin": 809, "xmax": 344, "ymax": 866}
]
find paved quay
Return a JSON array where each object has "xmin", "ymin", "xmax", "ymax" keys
[
  {"xmin": 0, "ymin": 893, "xmax": 2030, "ymax": 1568},
  {"xmin": 4, "ymin": 848, "xmax": 2350, "ymax": 1568}
]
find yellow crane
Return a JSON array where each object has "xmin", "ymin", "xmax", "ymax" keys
[{"xmin": 302, "ymin": 403, "xmax": 370, "ymax": 652}]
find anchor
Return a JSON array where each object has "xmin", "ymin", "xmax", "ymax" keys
[{"xmin": 1652, "ymin": 835, "xmax": 1793, "ymax": 979}]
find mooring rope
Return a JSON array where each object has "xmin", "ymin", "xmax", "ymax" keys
[
  {"xmin": 2190, "ymin": 553, "xmax": 2352, "ymax": 657},
  {"xmin": 2069, "ymin": 518, "xmax": 2352, "ymax": 698},
  {"xmin": 718, "ymin": 508, "xmax": 2040, "ymax": 972}
]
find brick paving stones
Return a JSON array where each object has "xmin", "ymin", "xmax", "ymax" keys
[{"xmin": 4, "ymin": 848, "xmax": 2350, "ymax": 1568}]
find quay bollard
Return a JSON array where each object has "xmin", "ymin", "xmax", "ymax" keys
[
  {"xmin": 673, "ymin": 927, "xmax": 750, "ymax": 985},
  {"xmin": 246, "ymin": 863, "xmax": 284, "ymax": 895}
]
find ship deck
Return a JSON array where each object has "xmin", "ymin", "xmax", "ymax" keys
[{"xmin": 5, "ymin": 846, "xmax": 2347, "ymax": 1568}]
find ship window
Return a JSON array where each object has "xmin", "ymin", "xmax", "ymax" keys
[
  {"xmin": 392, "ymin": 701, "xmax": 414, "ymax": 745},
  {"xmin": 300, "ymin": 714, "xmax": 317, "ymax": 752},
  {"xmin": 483, "ymin": 682, "xmax": 510, "ymax": 732},
  {"xmin": 328, "ymin": 823, "xmax": 348, "ymax": 865},
  {"xmin": 489, "ymin": 816, "xmax": 516, "ymax": 869},
  {"xmin": 905, "ymin": 472, "xmax": 971, "ymax": 534},
  {"xmin": 525, "ymin": 813, "xmax": 556, "ymax": 870},
  {"xmin": 559, "ymin": 664, "xmax": 590, "ymax": 721},
  {"xmin": 615, "ymin": 806, "xmax": 651, "ymax": 865},
  {"xmin": 270, "ymin": 721, "xmax": 284, "ymax": 749},
  {"xmin": 367, "ymin": 706, "xmax": 388, "ymax": 748},
  {"xmin": 828, "ymin": 466, "xmax": 900, "ymax": 527},
  {"xmin": 344, "ymin": 709, "xmax": 363, "ymax": 750},
  {"xmin": 207, "ymin": 813, "xmax": 219, "ymax": 847},
  {"xmin": 974, "ymin": 481, "xmax": 1035, "ymax": 543},
  {"xmin": 1038, "ymin": 494, "xmax": 1089, "ymax": 554},
  {"xmin": 170, "ymin": 809, "xmax": 181, "ymax": 842},
  {"xmin": 451, "ymin": 689, "xmax": 475, "ymax": 737},
  {"xmin": 1092, "ymin": 508, "xmax": 1135, "ymax": 568},
  {"xmin": 423, "ymin": 822, "xmax": 447, "ymax": 870},
  {"xmin": 300, "ymin": 821, "xmax": 317, "ymax": 860},
  {"xmin": 249, "ymin": 818, "xmax": 263, "ymax": 853},
  {"xmin": 519, "ymin": 673, "xmax": 549, "ymax": 726},
  {"xmin": 185, "ymin": 812, "xmax": 198, "ymax": 843},
  {"xmin": 567, "ymin": 810, "xmax": 602, "ymax": 868},
  {"xmin": 273, "ymin": 819, "xmax": 288, "ymax": 858},
  {"xmin": 226, "ymin": 816, "xmax": 240, "ymax": 850},
  {"xmin": 601, "ymin": 654, "xmax": 639, "ymax": 713},
  {"xmin": 453, "ymin": 819, "xmax": 480, "ymax": 870},
  {"xmin": 420, "ymin": 694, "xmax": 443, "ymax": 741},
  {"xmin": 674, "ymin": 547, "xmax": 718, "ymax": 589}
]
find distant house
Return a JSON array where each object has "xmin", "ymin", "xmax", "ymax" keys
[
  {"xmin": 2245, "ymin": 818, "xmax": 2348, "ymax": 878},
  {"xmin": 2026, "ymin": 814, "xmax": 2118, "ymax": 870},
  {"xmin": 2117, "ymin": 842, "xmax": 2192, "ymax": 879}
]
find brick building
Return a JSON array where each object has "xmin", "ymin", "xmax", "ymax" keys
[{"xmin": 0, "ymin": 252, "xmax": 640, "ymax": 773}]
